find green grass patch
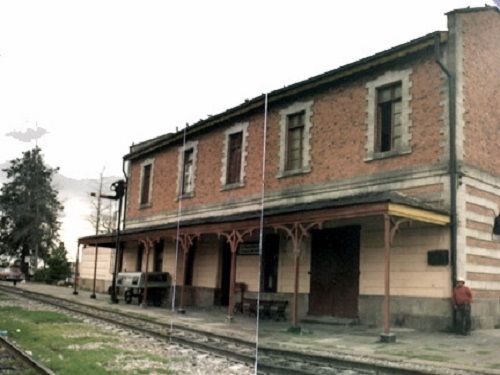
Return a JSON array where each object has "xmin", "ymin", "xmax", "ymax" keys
[
  {"xmin": 0, "ymin": 305, "xmax": 180, "ymax": 374},
  {"xmin": 476, "ymin": 350, "xmax": 491, "ymax": 355},
  {"xmin": 489, "ymin": 363, "xmax": 500, "ymax": 369}
]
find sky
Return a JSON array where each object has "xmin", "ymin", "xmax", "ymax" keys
[
  {"xmin": 0, "ymin": 0, "xmax": 495, "ymax": 180},
  {"xmin": 0, "ymin": 0, "xmax": 496, "ymax": 260}
]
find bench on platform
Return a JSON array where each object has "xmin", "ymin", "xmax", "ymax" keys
[{"xmin": 241, "ymin": 297, "xmax": 288, "ymax": 321}]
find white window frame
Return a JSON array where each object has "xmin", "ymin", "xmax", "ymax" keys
[
  {"xmin": 176, "ymin": 140, "xmax": 198, "ymax": 198},
  {"xmin": 278, "ymin": 100, "xmax": 314, "ymax": 178},
  {"xmin": 365, "ymin": 68, "xmax": 413, "ymax": 161},
  {"xmin": 138, "ymin": 158, "xmax": 154, "ymax": 207},
  {"xmin": 220, "ymin": 122, "xmax": 249, "ymax": 189}
]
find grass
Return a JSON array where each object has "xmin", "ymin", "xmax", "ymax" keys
[{"xmin": 0, "ymin": 306, "xmax": 182, "ymax": 374}]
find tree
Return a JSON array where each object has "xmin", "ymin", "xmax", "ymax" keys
[
  {"xmin": 46, "ymin": 242, "xmax": 71, "ymax": 282},
  {"xmin": 0, "ymin": 147, "xmax": 63, "ymax": 277}
]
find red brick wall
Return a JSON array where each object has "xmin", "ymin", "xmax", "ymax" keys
[
  {"xmin": 127, "ymin": 54, "xmax": 446, "ymax": 220},
  {"xmin": 462, "ymin": 10, "xmax": 500, "ymax": 175}
]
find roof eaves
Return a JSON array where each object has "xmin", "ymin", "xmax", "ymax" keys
[
  {"xmin": 124, "ymin": 31, "xmax": 447, "ymax": 162},
  {"xmin": 446, "ymin": 5, "xmax": 500, "ymax": 15}
]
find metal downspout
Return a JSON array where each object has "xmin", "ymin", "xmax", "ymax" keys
[
  {"xmin": 434, "ymin": 33, "xmax": 458, "ymax": 285},
  {"xmin": 122, "ymin": 158, "xmax": 129, "ymax": 230}
]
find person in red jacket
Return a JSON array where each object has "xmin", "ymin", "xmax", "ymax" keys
[{"xmin": 452, "ymin": 277, "xmax": 473, "ymax": 335}]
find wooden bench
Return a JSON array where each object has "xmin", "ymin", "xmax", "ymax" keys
[{"xmin": 241, "ymin": 298, "xmax": 288, "ymax": 321}]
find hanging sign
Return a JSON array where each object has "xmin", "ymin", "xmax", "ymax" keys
[{"xmin": 238, "ymin": 242, "xmax": 259, "ymax": 255}]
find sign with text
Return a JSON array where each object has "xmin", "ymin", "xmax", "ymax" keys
[{"xmin": 238, "ymin": 242, "xmax": 260, "ymax": 256}]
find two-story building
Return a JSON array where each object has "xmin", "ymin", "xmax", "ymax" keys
[{"xmin": 79, "ymin": 6, "xmax": 500, "ymax": 333}]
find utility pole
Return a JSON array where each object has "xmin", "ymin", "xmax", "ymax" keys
[{"xmin": 90, "ymin": 169, "xmax": 104, "ymax": 299}]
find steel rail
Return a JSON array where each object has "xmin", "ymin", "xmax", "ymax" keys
[
  {"xmin": 0, "ymin": 335, "xmax": 55, "ymax": 374},
  {"xmin": 0, "ymin": 285, "xmax": 478, "ymax": 375}
]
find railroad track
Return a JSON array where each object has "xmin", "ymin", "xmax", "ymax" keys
[
  {"xmin": 0, "ymin": 335, "xmax": 54, "ymax": 374},
  {"xmin": 0, "ymin": 285, "xmax": 470, "ymax": 375}
]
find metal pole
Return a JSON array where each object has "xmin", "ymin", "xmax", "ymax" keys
[
  {"xmin": 109, "ymin": 191, "xmax": 123, "ymax": 304},
  {"xmin": 73, "ymin": 242, "xmax": 80, "ymax": 295},
  {"xmin": 90, "ymin": 245, "xmax": 99, "ymax": 299},
  {"xmin": 141, "ymin": 242, "xmax": 150, "ymax": 308},
  {"xmin": 227, "ymin": 245, "xmax": 237, "ymax": 319},
  {"xmin": 383, "ymin": 214, "xmax": 391, "ymax": 335},
  {"xmin": 90, "ymin": 171, "xmax": 103, "ymax": 299},
  {"xmin": 292, "ymin": 253, "xmax": 300, "ymax": 329}
]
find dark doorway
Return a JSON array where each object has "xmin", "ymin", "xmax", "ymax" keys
[
  {"xmin": 136, "ymin": 243, "xmax": 144, "ymax": 272},
  {"xmin": 309, "ymin": 226, "xmax": 360, "ymax": 318},
  {"xmin": 219, "ymin": 241, "xmax": 231, "ymax": 306},
  {"xmin": 184, "ymin": 240, "xmax": 197, "ymax": 286},
  {"xmin": 262, "ymin": 234, "xmax": 279, "ymax": 292},
  {"xmin": 153, "ymin": 240, "xmax": 164, "ymax": 272}
]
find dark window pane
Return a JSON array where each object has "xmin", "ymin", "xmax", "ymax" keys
[
  {"xmin": 286, "ymin": 112, "xmax": 305, "ymax": 171},
  {"xmin": 376, "ymin": 83, "xmax": 402, "ymax": 152},
  {"xmin": 226, "ymin": 132, "xmax": 243, "ymax": 184},
  {"xmin": 182, "ymin": 149, "xmax": 194, "ymax": 194},
  {"xmin": 140, "ymin": 164, "xmax": 152, "ymax": 205}
]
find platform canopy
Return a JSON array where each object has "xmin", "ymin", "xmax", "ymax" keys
[{"xmin": 78, "ymin": 191, "xmax": 449, "ymax": 247}]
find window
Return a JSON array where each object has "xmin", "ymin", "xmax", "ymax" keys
[
  {"xmin": 177, "ymin": 141, "xmax": 198, "ymax": 198},
  {"xmin": 140, "ymin": 163, "xmax": 152, "ymax": 205},
  {"xmin": 286, "ymin": 112, "xmax": 305, "ymax": 171},
  {"xmin": 182, "ymin": 148, "xmax": 194, "ymax": 195},
  {"xmin": 278, "ymin": 100, "xmax": 313, "ymax": 177},
  {"xmin": 221, "ymin": 122, "xmax": 248, "ymax": 189},
  {"xmin": 376, "ymin": 83, "xmax": 402, "ymax": 152},
  {"xmin": 226, "ymin": 132, "xmax": 243, "ymax": 184},
  {"xmin": 365, "ymin": 69, "xmax": 412, "ymax": 160}
]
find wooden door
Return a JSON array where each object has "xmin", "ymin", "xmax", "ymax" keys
[{"xmin": 309, "ymin": 226, "xmax": 360, "ymax": 318}]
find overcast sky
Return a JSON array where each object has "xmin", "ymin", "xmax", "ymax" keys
[{"xmin": 0, "ymin": 0, "xmax": 494, "ymax": 180}]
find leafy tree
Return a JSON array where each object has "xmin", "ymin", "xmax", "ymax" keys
[
  {"xmin": 0, "ymin": 147, "xmax": 63, "ymax": 277},
  {"xmin": 46, "ymin": 242, "xmax": 71, "ymax": 282}
]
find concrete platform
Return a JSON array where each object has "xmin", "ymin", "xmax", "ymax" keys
[{"xmin": 8, "ymin": 282, "xmax": 500, "ymax": 374}]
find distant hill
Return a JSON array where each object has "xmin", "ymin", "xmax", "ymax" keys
[{"xmin": 0, "ymin": 161, "xmax": 120, "ymax": 260}]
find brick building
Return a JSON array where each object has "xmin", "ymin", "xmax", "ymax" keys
[{"xmin": 79, "ymin": 6, "xmax": 500, "ymax": 332}]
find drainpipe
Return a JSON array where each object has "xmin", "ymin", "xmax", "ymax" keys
[
  {"xmin": 434, "ymin": 33, "xmax": 458, "ymax": 285},
  {"xmin": 121, "ymin": 158, "xmax": 129, "ymax": 230}
]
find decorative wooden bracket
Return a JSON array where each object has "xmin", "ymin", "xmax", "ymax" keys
[
  {"xmin": 218, "ymin": 229, "xmax": 256, "ymax": 253},
  {"xmin": 273, "ymin": 221, "xmax": 322, "ymax": 256},
  {"xmin": 177, "ymin": 233, "xmax": 198, "ymax": 255},
  {"xmin": 389, "ymin": 217, "xmax": 411, "ymax": 246}
]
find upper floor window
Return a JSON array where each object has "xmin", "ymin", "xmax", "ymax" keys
[
  {"xmin": 365, "ymin": 69, "xmax": 412, "ymax": 161},
  {"xmin": 176, "ymin": 141, "xmax": 198, "ymax": 198},
  {"xmin": 139, "ymin": 159, "xmax": 154, "ymax": 207},
  {"xmin": 286, "ymin": 111, "xmax": 305, "ymax": 171},
  {"xmin": 376, "ymin": 83, "xmax": 402, "ymax": 152},
  {"xmin": 227, "ymin": 132, "xmax": 243, "ymax": 184},
  {"xmin": 221, "ymin": 122, "xmax": 248, "ymax": 189},
  {"xmin": 278, "ymin": 100, "xmax": 313, "ymax": 178},
  {"xmin": 182, "ymin": 148, "xmax": 194, "ymax": 195}
]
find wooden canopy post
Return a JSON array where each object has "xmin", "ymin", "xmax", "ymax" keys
[
  {"xmin": 219, "ymin": 229, "xmax": 252, "ymax": 321},
  {"xmin": 381, "ymin": 214, "xmax": 410, "ymax": 343},
  {"xmin": 178, "ymin": 234, "xmax": 196, "ymax": 313},
  {"xmin": 274, "ymin": 222, "xmax": 320, "ymax": 332},
  {"xmin": 139, "ymin": 238, "xmax": 155, "ymax": 308},
  {"xmin": 90, "ymin": 244, "xmax": 99, "ymax": 299}
]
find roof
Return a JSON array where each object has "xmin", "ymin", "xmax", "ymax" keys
[
  {"xmin": 125, "ymin": 30, "xmax": 448, "ymax": 161},
  {"xmin": 446, "ymin": 5, "xmax": 500, "ymax": 15},
  {"xmin": 79, "ymin": 191, "xmax": 449, "ymax": 246}
]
